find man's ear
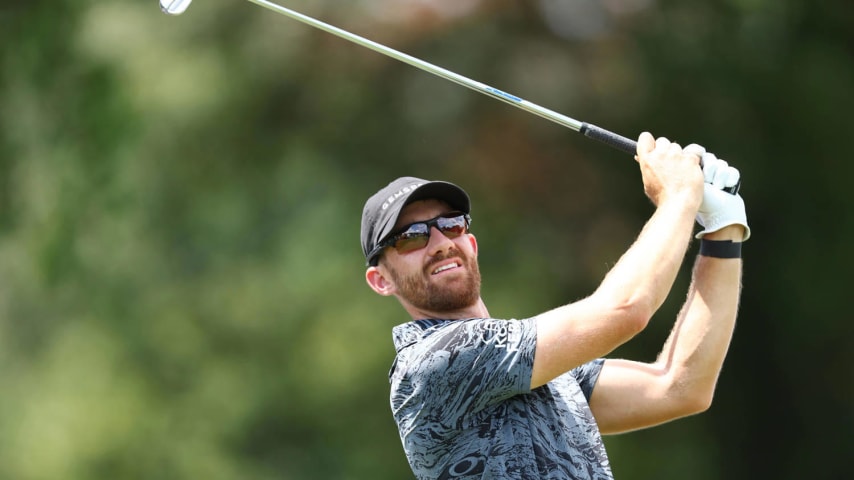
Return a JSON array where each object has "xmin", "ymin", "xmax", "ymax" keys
[
  {"xmin": 467, "ymin": 233, "xmax": 478, "ymax": 256},
  {"xmin": 366, "ymin": 266, "xmax": 396, "ymax": 296}
]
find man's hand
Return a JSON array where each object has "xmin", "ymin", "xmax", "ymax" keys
[
  {"xmin": 684, "ymin": 145, "xmax": 751, "ymax": 241},
  {"xmin": 636, "ymin": 132, "xmax": 704, "ymax": 210}
]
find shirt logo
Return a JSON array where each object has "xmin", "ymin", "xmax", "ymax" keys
[
  {"xmin": 476, "ymin": 321, "xmax": 521, "ymax": 352},
  {"xmin": 439, "ymin": 454, "xmax": 485, "ymax": 479}
]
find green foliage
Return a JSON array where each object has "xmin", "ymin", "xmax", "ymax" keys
[{"xmin": 1, "ymin": 0, "xmax": 851, "ymax": 478}]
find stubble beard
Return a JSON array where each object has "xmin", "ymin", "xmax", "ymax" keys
[{"xmin": 387, "ymin": 249, "xmax": 482, "ymax": 314}]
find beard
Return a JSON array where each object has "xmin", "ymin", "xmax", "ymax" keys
[{"xmin": 386, "ymin": 248, "xmax": 482, "ymax": 313}]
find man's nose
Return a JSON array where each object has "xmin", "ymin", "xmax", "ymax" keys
[{"xmin": 426, "ymin": 226, "xmax": 455, "ymax": 255}]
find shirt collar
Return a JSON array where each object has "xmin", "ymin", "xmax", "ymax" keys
[{"xmin": 391, "ymin": 319, "xmax": 454, "ymax": 353}]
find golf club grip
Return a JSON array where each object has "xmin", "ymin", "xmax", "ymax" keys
[
  {"xmin": 580, "ymin": 122, "xmax": 637, "ymax": 155},
  {"xmin": 579, "ymin": 122, "xmax": 740, "ymax": 195}
]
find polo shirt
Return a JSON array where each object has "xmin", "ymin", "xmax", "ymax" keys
[{"xmin": 390, "ymin": 318, "xmax": 612, "ymax": 479}]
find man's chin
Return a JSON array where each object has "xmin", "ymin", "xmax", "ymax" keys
[{"xmin": 421, "ymin": 287, "xmax": 480, "ymax": 313}]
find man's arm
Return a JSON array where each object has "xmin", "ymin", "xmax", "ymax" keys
[
  {"xmin": 588, "ymin": 224, "xmax": 744, "ymax": 434},
  {"xmin": 530, "ymin": 133, "xmax": 704, "ymax": 389}
]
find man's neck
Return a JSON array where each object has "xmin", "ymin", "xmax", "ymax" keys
[{"xmin": 404, "ymin": 298, "xmax": 490, "ymax": 321}]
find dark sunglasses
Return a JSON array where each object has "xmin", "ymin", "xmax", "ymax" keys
[{"xmin": 368, "ymin": 212, "xmax": 472, "ymax": 266}]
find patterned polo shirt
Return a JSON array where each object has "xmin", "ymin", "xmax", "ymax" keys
[{"xmin": 390, "ymin": 318, "xmax": 612, "ymax": 479}]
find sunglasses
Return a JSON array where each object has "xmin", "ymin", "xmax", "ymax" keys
[{"xmin": 369, "ymin": 212, "xmax": 472, "ymax": 266}]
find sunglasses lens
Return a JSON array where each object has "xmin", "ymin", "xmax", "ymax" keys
[
  {"xmin": 437, "ymin": 216, "xmax": 467, "ymax": 238},
  {"xmin": 392, "ymin": 225, "xmax": 430, "ymax": 253}
]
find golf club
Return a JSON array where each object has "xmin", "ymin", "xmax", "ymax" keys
[{"xmin": 160, "ymin": 0, "xmax": 740, "ymax": 194}]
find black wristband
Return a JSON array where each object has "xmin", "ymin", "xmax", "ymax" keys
[{"xmin": 699, "ymin": 239, "xmax": 742, "ymax": 259}]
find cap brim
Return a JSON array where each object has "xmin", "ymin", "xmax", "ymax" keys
[{"xmin": 403, "ymin": 181, "xmax": 469, "ymax": 213}]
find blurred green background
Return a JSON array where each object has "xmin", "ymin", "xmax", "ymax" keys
[{"xmin": 1, "ymin": 0, "xmax": 852, "ymax": 478}]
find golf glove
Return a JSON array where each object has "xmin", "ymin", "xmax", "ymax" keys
[{"xmin": 685, "ymin": 145, "xmax": 751, "ymax": 241}]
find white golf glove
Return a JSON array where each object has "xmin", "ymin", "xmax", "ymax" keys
[{"xmin": 684, "ymin": 144, "xmax": 751, "ymax": 241}]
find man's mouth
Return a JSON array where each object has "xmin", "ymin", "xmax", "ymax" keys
[{"xmin": 431, "ymin": 262, "xmax": 461, "ymax": 275}]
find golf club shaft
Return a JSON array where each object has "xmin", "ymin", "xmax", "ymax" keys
[
  {"xmin": 243, "ymin": 0, "xmax": 638, "ymax": 155},
  {"xmin": 240, "ymin": 0, "xmax": 739, "ymax": 194}
]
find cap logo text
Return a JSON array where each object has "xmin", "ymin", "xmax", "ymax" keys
[{"xmin": 382, "ymin": 183, "xmax": 424, "ymax": 210}]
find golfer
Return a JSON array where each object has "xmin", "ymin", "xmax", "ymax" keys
[{"xmin": 360, "ymin": 132, "xmax": 749, "ymax": 479}]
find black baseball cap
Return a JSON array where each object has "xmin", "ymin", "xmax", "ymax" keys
[{"xmin": 361, "ymin": 176, "xmax": 470, "ymax": 266}]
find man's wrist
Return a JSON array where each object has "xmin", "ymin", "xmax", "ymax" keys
[
  {"xmin": 701, "ymin": 224, "xmax": 746, "ymax": 241},
  {"xmin": 699, "ymin": 239, "xmax": 742, "ymax": 259}
]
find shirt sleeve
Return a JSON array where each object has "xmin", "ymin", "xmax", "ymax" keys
[
  {"xmin": 570, "ymin": 358, "xmax": 606, "ymax": 402},
  {"xmin": 396, "ymin": 318, "xmax": 536, "ymax": 419}
]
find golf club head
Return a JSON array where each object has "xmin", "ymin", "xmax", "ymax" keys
[{"xmin": 160, "ymin": 0, "xmax": 192, "ymax": 15}]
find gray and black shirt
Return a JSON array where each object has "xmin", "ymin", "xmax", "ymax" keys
[{"xmin": 390, "ymin": 318, "xmax": 612, "ymax": 479}]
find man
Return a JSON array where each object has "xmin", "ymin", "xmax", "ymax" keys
[{"xmin": 360, "ymin": 132, "xmax": 750, "ymax": 479}]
